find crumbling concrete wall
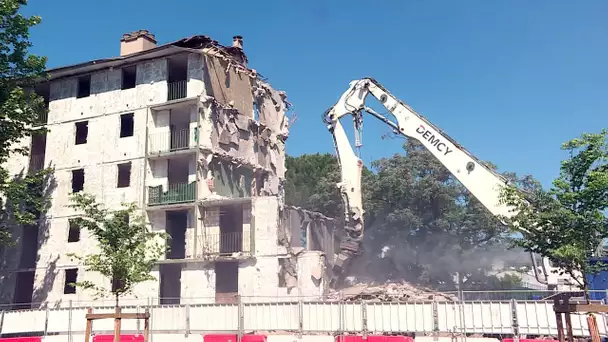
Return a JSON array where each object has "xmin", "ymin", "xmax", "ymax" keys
[
  {"xmin": 203, "ymin": 55, "xmax": 254, "ymax": 117},
  {"xmin": 276, "ymin": 206, "xmax": 341, "ymax": 298},
  {"xmin": 193, "ymin": 52, "xmax": 290, "ymax": 201}
]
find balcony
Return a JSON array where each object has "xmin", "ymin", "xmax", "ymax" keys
[
  {"xmin": 148, "ymin": 182, "xmax": 196, "ymax": 207},
  {"xmin": 147, "ymin": 128, "xmax": 198, "ymax": 157},
  {"xmin": 34, "ymin": 111, "xmax": 48, "ymax": 126},
  {"xmin": 199, "ymin": 231, "xmax": 251, "ymax": 256},
  {"xmin": 167, "ymin": 80, "xmax": 187, "ymax": 101}
]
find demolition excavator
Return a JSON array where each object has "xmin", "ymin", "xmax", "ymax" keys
[{"xmin": 323, "ymin": 77, "xmax": 579, "ymax": 290}]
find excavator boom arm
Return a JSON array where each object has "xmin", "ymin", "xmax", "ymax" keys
[{"xmin": 324, "ymin": 77, "xmax": 563, "ymax": 288}]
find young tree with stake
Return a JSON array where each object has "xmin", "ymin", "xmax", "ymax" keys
[
  {"xmin": 502, "ymin": 129, "xmax": 608, "ymax": 293},
  {"xmin": 67, "ymin": 193, "xmax": 167, "ymax": 307}
]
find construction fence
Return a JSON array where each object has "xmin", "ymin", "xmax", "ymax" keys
[{"xmin": 1, "ymin": 292, "xmax": 607, "ymax": 339}]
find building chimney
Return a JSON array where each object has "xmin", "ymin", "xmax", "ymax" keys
[
  {"xmin": 120, "ymin": 30, "xmax": 157, "ymax": 56},
  {"xmin": 232, "ymin": 36, "xmax": 243, "ymax": 50}
]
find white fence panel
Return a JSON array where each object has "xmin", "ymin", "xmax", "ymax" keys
[
  {"xmin": 243, "ymin": 302, "xmax": 299, "ymax": 331},
  {"xmin": 516, "ymin": 301, "xmax": 556, "ymax": 336},
  {"xmin": 152, "ymin": 334, "xmax": 204, "ymax": 342},
  {"xmin": 595, "ymin": 314, "xmax": 608, "ymax": 335},
  {"xmin": 301, "ymin": 302, "xmax": 341, "ymax": 332},
  {"xmin": 90, "ymin": 307, "xmax": 116, "ymax": 332},
  {"xmin": 366, "ymin": 302, "xmax": 433, "ymax": 333},
  {"xmin": 436, "ymin": 302, "xmax": 460, "ymax": 333},
  {"xmin": 4, "ymin": 298, "xmax": 608, "ymax": 337},
  {"xmin": 46, "ymin": 308, "xmax": 72, "ymax": 333},
  {"xmin": 151, "ymin": 305, "xmax": 187, "ymax": 332},
  {"xmin": 460, "ymin": 302, "xmax": 513, "ymax": 334},
  {"xmin": 267, "ymin": 336, "xmax": 334, "ymax": 342},
  {"xmin": 70, "ymin": 307, "xmax": 90, "ymax": 332},
  {"xmin": 341, "ymin": 303, "xmax": 364, "ymax": 331},
  {"xmin": 44, "ymin": 335, "xmax": 85, "ymax": 342},
  {"xmin": 437, "ymin": 302, "xmax": 513, "ymax": 334},
  {"xmin": 2, "ymin": 309, "xmax": 46, "ymax": 334},
  {"xmin": 189, "ymin": 304, "xmax": 238, "ymax": 331}
]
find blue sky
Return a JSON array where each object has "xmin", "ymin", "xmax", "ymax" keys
[{"xmin": 22, "ymin": 0, "xmax": 607, "ymax": 187}]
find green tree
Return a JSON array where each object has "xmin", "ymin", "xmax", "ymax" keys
[
  {"xmin": 502, "ymin": 129, "xmax": 608, "ymax": 292},
  {"xmin": 360, "ymin": 140, "xmax": 516, "ymax": 289},
  {"xmin": 284, "ymin": 153, "xmax": 376, "ymax": 219},
  {"xmin": 67, "ymin": 193, "xmax": 167, "ymax": 307},
  {"xmin": 284, "ymin": 142, "xmax": 529, "ymax": 290},
  {"xmin": 0, "ymin": 0, "xmax": 49, "ymax": 245}
]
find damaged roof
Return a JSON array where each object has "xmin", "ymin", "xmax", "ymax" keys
[{"xmin": 45, "ymin": 35, "xmax": 250, "ymax": 81}]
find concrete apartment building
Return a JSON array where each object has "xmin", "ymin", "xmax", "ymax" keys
[{"xmin": 0, "ymin": 30, "xmax": 341, "ymax": 308}]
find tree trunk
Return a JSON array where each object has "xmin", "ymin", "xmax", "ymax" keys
[{"xmin": 115, "ymin": 293, "xmax": 119, "ymax": 308}]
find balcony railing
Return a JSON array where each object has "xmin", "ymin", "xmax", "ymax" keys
[
  {"xmin": 199, "ymin": 231, "xmax": 251, "ymax": 256},
  {"xmin": 148, "ymin": 182, "xmax": 196, "ymax": 206},
  {"xmin": 147, "ymin": 128, "xmax": 198, "ymax": 155},
  {"xmin": 28, "ymin": 154, "xmax": 45, "ymax": 173},
  {"xmin": 167, "ymin": 80, "xmax": 187, "ymax": 101},
  {"xmin": 34, "ymin": 111, "xmax": 48, "ymax": 126}
]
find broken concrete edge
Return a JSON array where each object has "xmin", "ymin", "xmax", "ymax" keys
[
  {"xmin": 284, "ymin": 205, "xmax": 337, "ymax": 222},
  {"xmin": 276, "ymin": 205, "xmax": 343, "ymax": 293},
  {"xmin": 206, "ymin": 96, "xmax": 289, "ymax": 145},
  {"xmin": 197, "ymin": 66, "xmax": 291, "ymax": 197},
  {"xmin": 198, "ymin": 147, "xmax": 274, "ymax": 175}
]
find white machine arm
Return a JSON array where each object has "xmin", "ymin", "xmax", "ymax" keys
[{"xmin": 324, "ymin": 77, "xmax": 566, "ymax": 288}]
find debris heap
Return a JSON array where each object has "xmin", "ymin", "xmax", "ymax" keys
[{"xmin": 326, "ymin": 282, "xmax": 457, "ymax": 302}]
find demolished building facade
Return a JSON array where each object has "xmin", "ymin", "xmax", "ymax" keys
[{"xmin": 0, "ymin": 30, "xmax": 341, "ymax": 308}]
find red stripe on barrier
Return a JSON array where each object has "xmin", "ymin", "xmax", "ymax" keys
[
  {"xmin": 203, "ymin": 335, "xmax": 266, "ymax": 342},
  {"xmin": 93, "ymin": 335, "xmax": 144, "ymax": 342},
  {"xmin": 204, "ymin": 335, "xmax": 238, "ymax": 342},
  {"xmin": 241, "ymin": 335, "xmax": 267, "ymax": 342},
  {"xmin": 336, "ymin": 336, "xmax": 413, "ymax": 342},
  {"xmin": 368, "ymin": 337, "xmax": 413, "ymax": 342},
  {"xmin": 0, "ymin": 338, "xmax": 42, "ymax": 342},
  {"xmin": 336, "ymin": 337, "xmax": 364, "ymax": 342},
  {"xmin": 503, "ymin": 340, "xmax": 559, "ymax": 342}
]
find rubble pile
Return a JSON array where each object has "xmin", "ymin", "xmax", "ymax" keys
[{"xmin": 326, "ymin": 282, "xmax": 458, "ymax": 302}]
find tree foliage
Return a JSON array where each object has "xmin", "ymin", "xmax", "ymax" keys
[
  {"xmin": 285, "ymin": 141, "xmax": 529, "ymax": 290},
  {"xmin": 0, "ymin": 0, "xmax": 49, "ymax": 245},
  {"xmin": 284, "ymin": 153, "xmax": 376, "ymax": 219},
  {"xmin": 67, "ymin": 193, "xmax": 167, "ymax": 306},
  {"xmin": 502, "ymin": 129, "xmax": 608, "ymax": 291}
]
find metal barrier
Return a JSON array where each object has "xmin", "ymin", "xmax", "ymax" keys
[{"xmin": 0, "ymin": 297, "xmax": 606, "ymax": 337}]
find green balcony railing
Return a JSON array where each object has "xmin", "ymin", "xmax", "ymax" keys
[
  {"xmin": 148, "ymin": 182, "xmax": 196, "ymax": 206},
  {"xmin": 167, "ymin": 80, "xmax": 187, "ymax": 101}
]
